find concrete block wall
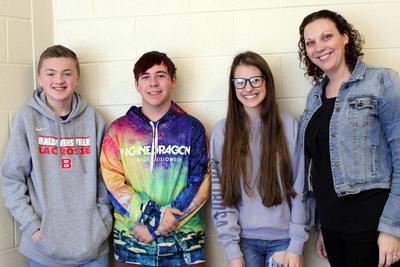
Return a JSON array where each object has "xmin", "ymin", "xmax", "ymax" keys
[
  {"xmin": 0, "ymin": 0, "xmax": 33, "ymax": 265},
  {"xmin": 0, "ymin": 0, "xmax": 52, "ymax": 265},
  {"xmin": 1, "ymin": 0, "xmax": 400, "ymax": 266}
]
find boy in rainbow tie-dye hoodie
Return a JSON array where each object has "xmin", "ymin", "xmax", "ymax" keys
[{"xmin": 100, "ymin": 51, "xmax": 210, "ymax": 267}]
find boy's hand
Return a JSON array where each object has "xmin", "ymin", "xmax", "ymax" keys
[
  {"xmin": 31, "ymin": 229, "xmax": 41, "ymax": 242},
  {"xmin": 158, "ymin": 207, "xmax": 183, "ymax": 235},
  {"xmin": 133, "ymin": 223, "xmax": 154, "ymax": 243}
]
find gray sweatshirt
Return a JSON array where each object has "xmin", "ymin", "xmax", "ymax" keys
[
  {"xmin": 1, "ymin": 88, "xmax": 112, "ymax": 266},
  {"xmin": 210, "ymin": 112, "xmax": 309, "ymax": 260}
]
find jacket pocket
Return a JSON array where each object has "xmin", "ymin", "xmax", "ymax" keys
[
  {"xmin": 35, "ymin": 208, "xmax": 109, "ymax": 261},
  {"xmin": 347, "ymin": 95, "xmax": 377, "ymax": 128}
]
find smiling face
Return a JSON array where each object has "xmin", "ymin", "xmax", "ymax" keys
[
  {"xmin": 37, "ymin": 57, "xmax": 79, "ymax": 113},
  {"xmin": 304, "ymin": 18, "xmax": 350, "ymax": 78},
  {"xmin": 233, "ymin": 64, "xmax": 266, "ymax": 116},
  {"xmin": 135, "ymin": 64, "xmax": 176, "ymax": 116}
]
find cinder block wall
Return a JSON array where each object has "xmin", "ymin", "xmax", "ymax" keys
[
  {"xmin": 1, "ymin": 0, "xmax": 400, "ymax": 266},
  {"xmin": 0, "ymin": 0, "xmax": 34, "ymax": 265}
]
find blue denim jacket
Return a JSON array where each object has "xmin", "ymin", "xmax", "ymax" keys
[{"xmin": 299, "ymin": 59, "xmax": 400, "ymax": 237}]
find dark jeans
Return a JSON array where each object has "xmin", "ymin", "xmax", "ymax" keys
[{"xmin": 322, "ymin": 229, "xmax": 400, "ymax": 267}]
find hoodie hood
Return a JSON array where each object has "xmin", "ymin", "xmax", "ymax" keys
[
  {"xmin": 126, "ymin": 101, "xmax": 186, "ymax": 125},
  {"xmin": 28, "ymin": 87, "xmax": 88, "ymax": 122}
]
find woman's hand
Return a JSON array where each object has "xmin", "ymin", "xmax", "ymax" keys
[
  {"xmin": 378, "ymin": 232, "xmax": 400, "ymax": 267},
  {"xmin": 316, "ymin": 231, "xmax": 328, "ymax": 261}
]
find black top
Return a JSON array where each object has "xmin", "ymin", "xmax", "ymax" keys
[{"xmin": 305, "ymin": 93, "xmax": 389, "ymax": 234}]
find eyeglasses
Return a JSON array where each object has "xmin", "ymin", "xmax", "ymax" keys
[{"xmin": 231, "ymin": 76, "xmax": 265, "ymax": 89}]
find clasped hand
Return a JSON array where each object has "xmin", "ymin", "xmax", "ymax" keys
[{"xmin": 133, "ymin": 207, "xmax": 183, "ymax": 243}]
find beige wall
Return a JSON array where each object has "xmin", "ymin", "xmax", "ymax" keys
[
  {"xmin": 0, "ymin": 0, "xmax": 52, "ymax": 265},
  {"xmin": 0, "ymin": 0, "xmax": 33, "ymax": 265},
  {"xmin": 1, "ymin": 0, "xmax": 400, "ymax": 266}
]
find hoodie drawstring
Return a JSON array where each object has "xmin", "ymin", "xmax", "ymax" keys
[
  {"xmin": 56, "ymin": 120, "xmax": 62, "ymax": 169},
  {"xmin": 71, "ymin": 118, "xmax": 86, "ymax": 173},
  {"xmin": 149, "ymin": 121, "xmax": 159, "ymax": 172}
]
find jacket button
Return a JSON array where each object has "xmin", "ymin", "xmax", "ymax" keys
[{"xmin": 331, "ymin": 133, "xmax": 336, "ymax": 138}]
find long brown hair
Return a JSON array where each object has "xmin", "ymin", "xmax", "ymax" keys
[{"xmin": 221, "ymin": 51, "xmax": 296, "ymax": 207}]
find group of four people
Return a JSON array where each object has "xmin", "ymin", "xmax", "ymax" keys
[{"xmin": 2, "ymin": 9, "xmax": 400, "ymax": 267}]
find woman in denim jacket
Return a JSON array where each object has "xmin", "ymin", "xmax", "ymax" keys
[{"xmin": 298, "ymin": 9, "xmax": 400, "ymax": 267}]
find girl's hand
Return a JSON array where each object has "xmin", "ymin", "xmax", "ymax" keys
[
  {"xmin": 228, "ymin": 257, "xmax": 245, "ymax": 267},
  {"xmin": 284, "ymin": 252, "xmax": 303, "ymax": 267}
]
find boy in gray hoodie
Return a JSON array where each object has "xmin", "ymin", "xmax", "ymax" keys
[{"xmin": 1, "ymin": 45, "xmax": 112, "ymax": 267}]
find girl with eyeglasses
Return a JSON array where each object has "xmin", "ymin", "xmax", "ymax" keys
[{"xmin": 210, "ymin": 51, "xmax": 309, "ymax": 267}]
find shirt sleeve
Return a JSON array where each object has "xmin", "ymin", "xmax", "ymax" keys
[
  {"xmin": 286, "ymin": 118, "xmax": 310, "ymax": 255},
  {"xmin": 170, "ymin": 120, "xmax": 210, "ymax": 227},
  {"xmin": 100, "ymin": 123, "xmax": 160, "ymax": 235},
  {"xmin": 1, "ymin": 112, "xmax": 41, "ymax": 238},
  {"xmin": 95, "ymin": 113, "xmax": 113, "ymax": 234},
  {"xmin": 377, "ymin": 70, "xmax": 400, "ymax": 237},
  {"xmin": 210, "ymin": 122, "xmax": 243, "ymax": 261}
]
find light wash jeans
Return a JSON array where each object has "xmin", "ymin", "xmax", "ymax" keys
[
  {"xmin": 29, "ymin": 254, "xmax": 109, "ymax": 267},
  {"xmin": 239, "ymin": 238, "xmax": 290, "ymax": 267}
]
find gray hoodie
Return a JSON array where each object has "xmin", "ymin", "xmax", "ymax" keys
[
  {"xmin": 1, "ymin": 88, "xmax": 112, "ymax": 266},
  {"xmin": 210, "ymin": 112, "xmax": 309, "ymax": 261}
]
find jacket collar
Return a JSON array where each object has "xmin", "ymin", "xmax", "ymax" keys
[{"xmin": 313, "ymin": 58, "xmax": 366, "ymax": 97}]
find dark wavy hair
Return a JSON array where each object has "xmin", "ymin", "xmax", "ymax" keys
[
  {"xmin": 221, "ymin": 51, "xmax": 296, "ymax": 207},
  {"xmin": 298, "ymin": 9, "xmax": 364, "ymax": 84}
]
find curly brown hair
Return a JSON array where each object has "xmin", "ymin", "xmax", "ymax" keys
[{"xmin": 298, "ymin": 10, "xmax": 364, "ymax": 85}]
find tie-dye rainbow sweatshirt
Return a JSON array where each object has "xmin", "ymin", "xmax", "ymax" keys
[{"xmin": 100, "ymin": 102, "xmax": 210, "ymax": 266}]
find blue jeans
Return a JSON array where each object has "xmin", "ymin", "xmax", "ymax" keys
[
  {"xmin": 239, "ymin": 238, "xmax": 290, "ymax": 267},
  {"xmin": 29, "ymin": 254, "xmax": 109, "ymax": 267}
]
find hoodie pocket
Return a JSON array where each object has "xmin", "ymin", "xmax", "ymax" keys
[{"xmin": 35, "ymin": 208, "xmax": 109, "ymax": 261}]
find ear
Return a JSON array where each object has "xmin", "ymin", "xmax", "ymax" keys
[
  {"xmin": 171, "ymin": 75, "xmax": 177, "ymax": 89},
  {"xmin": 36, "ymin": 73, "xmax": 42, "ymax": 87},
  {"xmin": 343, "ymin": 33, "xmax": 349, "ymax": 45},
  {"xmin": 134, "ymin": 79, "xmax": 139, "ymax": 92}
]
